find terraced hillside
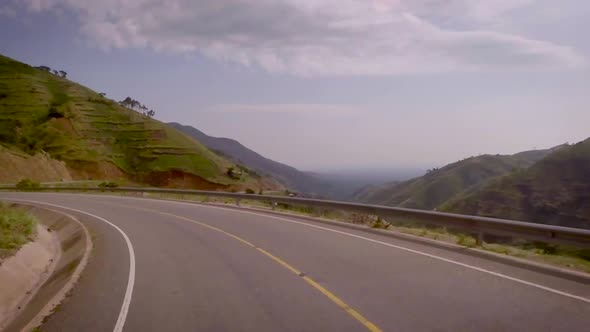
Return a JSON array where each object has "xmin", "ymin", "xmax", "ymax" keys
[{"xmin": 0, "ymin": 54, "xmax": 275, "ymax": 190}]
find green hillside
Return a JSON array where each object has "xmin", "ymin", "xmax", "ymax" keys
[
  {"xmin": 0, "ymin": 54, "xmax": 270, "ymax": 190},
  {"xmin": 444, "ymin": 139, "xmax": 590, "ymax": 229},
  {"xmin": 354, "ymin": 149, "xmax": 555, "ymax": 210}
]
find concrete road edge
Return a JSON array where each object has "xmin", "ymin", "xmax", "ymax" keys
[{"xmin": 1, "ymin": 203, "xmax": 93, "ymax": 332}]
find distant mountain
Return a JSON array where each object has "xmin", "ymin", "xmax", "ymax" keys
[
  {"xmin": 309, "ymin": 168, "xmax": 422, "ymax": 201},
  {"xmin": 353, "ymin": 147, "xmax": 559, "ymax": 210},
  {"xmin": 444, "ymin": 139, "xmax": 590, "ymax": 229},
  {"xmin": 168, "ymin": 122, "xmax": 324, "ymax": 194}
]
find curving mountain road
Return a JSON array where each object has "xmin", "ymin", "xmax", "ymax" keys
[{"xmin": 1, "ymin": 192, "xmax": 589, "ymax": 332}]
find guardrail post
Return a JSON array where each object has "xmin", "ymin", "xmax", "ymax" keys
[
  {"xmin": 271, "ymin": 202, "xmax": 276, "ymax": 211},
  {"xmin": 475, "ymin": 231, "xmax": 484, "ymax": 246},
  {"xmin": 236, "ymin": 198, "xmax": 241, "ymax": 206}
]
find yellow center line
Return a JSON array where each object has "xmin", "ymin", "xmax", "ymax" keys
[{"xmin": 92, "ymin": 200, "xmax": 383, "ymax": 332}]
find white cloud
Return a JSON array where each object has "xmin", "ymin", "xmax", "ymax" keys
[{"xmin": 22, "ymin": 0, "xmax": 586, "ymax": 75}]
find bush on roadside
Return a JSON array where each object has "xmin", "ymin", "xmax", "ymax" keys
[
  {"xmin": 0, "ymin": 203, "xmax": 37, "ymax": 258},
  {"xmin": 245, "ymin": 188, "xmax": 255, "ymax": 194},
  {"xmin": 16, "ymin": 178, "xmax": 40, "ymax": 190},
  {"xmin": 371, "ymin": 217, "xmax": 388, "ymax": 229},
  {"xmin": 98, "ymin": 181, "xmax": 119, "ymax": 188}
]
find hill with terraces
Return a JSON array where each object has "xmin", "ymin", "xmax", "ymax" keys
[{"xmin": 0, "ymin": 54, "xmax": 280, "ymax": 191}]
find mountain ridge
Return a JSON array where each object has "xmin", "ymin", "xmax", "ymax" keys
[
  {"xmin": 443, "ymin": 138, "xmax": 590, "ymax": 229},
  {"xmin": 353, "ymin": 147, "xmax": 561, "ymax": 210},
  {"xmin": 168, "ymin": 122, "xmax": 324, "ymax": 194}
]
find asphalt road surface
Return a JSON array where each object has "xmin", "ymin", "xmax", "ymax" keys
[{"xmin": 1, "ymin": 192, "xmax": 589, "ymax": 332}]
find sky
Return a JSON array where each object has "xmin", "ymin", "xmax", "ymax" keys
[{"xmin": 1, "ymin": 0, "xmax": 589, "ymax": 171}]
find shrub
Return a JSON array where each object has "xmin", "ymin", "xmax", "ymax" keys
[
  {"xmin": 16, "ymin": 179, "xmax": 40, "ymax": 189},
  {"xmin": 226, "ymin": 167, "xmax": 241, "ymax": 179},
  {"xmin": 245, "ymin": 188, "xmax": 255, "ymax": 194},
  {"xmin": 371, "ymin": 217, "xmax": 387, "ymax": 229},
  {"xmin": 530, "ymin": 242, "xmax": 558, "ymax": 255},
  {"xmin": 98, "ymin": 181, "xmax": 119, "ymax": 188},
  {"xmin": 456, "ymin": 234, "xmax": 476, "ymax": 247}
]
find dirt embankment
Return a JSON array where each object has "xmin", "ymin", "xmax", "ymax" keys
[
  {"xmin": 0, "ymin": 146, "xmax": 283, "ymax": 192},
  {"xmin": 136, "ymin": 170, "xmax": 285, "ymax": 192},
  {"xmin": 136, "ymin": 170, "xmax": 229, "ymax": 190},
  {"xmin": 66, "ymin": 160, "xmax": 127, "ymax": 180},
  {"xmin": 0, "ymin": 148, "xmax": 72, "ymax": 183}
]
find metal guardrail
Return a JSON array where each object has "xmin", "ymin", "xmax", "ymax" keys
[{"xmin": 2, "ymin": 186, "xmax": 590, "ymax": 248}]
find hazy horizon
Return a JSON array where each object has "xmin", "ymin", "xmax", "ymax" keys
[{"xmin": 2, "ymin": 0, "xmax": 589, "ymax": 170}]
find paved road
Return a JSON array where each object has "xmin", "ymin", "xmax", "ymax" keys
[{"xmin": 1, "ymin": 192, "xmax": 589, "ymax": 331}]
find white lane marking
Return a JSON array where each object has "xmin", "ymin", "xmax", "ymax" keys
[
  {"xmin": 203, "ymin": 205, "xmax": 590, "ymax": 304},
  {"xmin": 21, "ymin": 208, "xmax": 94, "ymax": 332},
  {"xmin": 5, "ymin": 199, "xmax": 136, "ymax": 332},
  {"xmin": 93, "ymin": 195, "xmax": 590, "ymax": 304},
  {"xmin": 20, "ymin": 194, "xmax": 590, "ymax": 304}
]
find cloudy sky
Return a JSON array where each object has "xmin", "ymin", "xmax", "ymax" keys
[{"xmin": 2, "ymin": 0, "xmax": 589, "ymax": 170}]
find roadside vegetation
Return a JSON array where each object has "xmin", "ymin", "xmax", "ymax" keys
[
  {"xmin": 118, "ymin": 191, "xmax": 590, "ymax": 274},
  {"xmin": 15, "ymin": 178, "xmax": 40, "ymax": 189},
  {"xmin": 5, "ymin": 184, "xmax": 588, "ymax": 273},
  {"xmin": 0, "ymin": 203, "xmax": 37, "ymax": 259},
  {"xmin": 98, "ymin": 181, "xmax": 119, "ymax": 188},
  {"xmin": 445, "ymin": 138, "xmax": 590, "ymax": 230}
]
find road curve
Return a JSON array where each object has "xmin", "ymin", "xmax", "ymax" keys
[{"xmin": 1, "ymin": 192, "xmax": 589, "ymax": 332}]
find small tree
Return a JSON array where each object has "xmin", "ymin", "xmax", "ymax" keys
[
  {"xmin": 37, "ymin": 66, "xmax": 51, "ymax": 72},
  {"xmin": 16, "ymin": 179, "xmax": 40, "ymax": 190},
  {"xmin": 99, "ymin": 92, "xmax": 106, "ymax": 97},
  {"xmin": 52, "ymin": 69, "xmax": 59, "ymax": 75},
  {"xmin": 59, "ymin": 70, "xmax": 67, "ymax": 78},
  {"xmin": 120, "ymin": 97, "xmax": 133, "ymax": 108}
]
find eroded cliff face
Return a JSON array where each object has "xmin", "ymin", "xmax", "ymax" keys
[{"xmin": 0, "ymin": 147, "xmax": 72, "ymax": 183}]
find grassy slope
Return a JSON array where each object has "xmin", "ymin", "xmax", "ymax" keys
[
  {"xmin": 444, "ymin": 139, "xmax": 590, "ymax": 229},
  {"xmin": 355, "ymin": 153, "xmax": 541, "ymax": 210},
  {"xmin": 0, "ymin": 54, "xmax": 254, "ymax": 187},
  {"xmin": 0, "ymin": 203, "xmax": 37, "ymax": 259}
]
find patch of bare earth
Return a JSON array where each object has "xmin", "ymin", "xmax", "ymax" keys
[
  {"xmin": 66, "ymin": 161, "xmax": 126, "ymax": 180},
  {"xmin": 0, "ymin": 149, "xmax": 72, "ymax": 183}
]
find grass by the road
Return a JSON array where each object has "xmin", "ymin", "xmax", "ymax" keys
[{"xmin": 0, "ymin": 202, "xmax": 37, "ymax": 259}]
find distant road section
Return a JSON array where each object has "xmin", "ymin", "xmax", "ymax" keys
[{"xmin": 1, "ymin": 193, "xmax": 589, "ymax": 332}]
